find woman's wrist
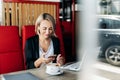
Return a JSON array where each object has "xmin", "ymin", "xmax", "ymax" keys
[{"xmin": 34, "ymin": 58, "xmax": 42, "ymax": 68}]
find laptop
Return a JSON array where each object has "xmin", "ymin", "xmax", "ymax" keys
[{"xmin": 60, "ymin": 53, "xmax": 86, "ymax": 71}]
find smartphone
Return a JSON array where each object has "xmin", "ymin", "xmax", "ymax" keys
[{"xmin": 48, "ymin": 55, "xmax": 56, "ymax": 58}]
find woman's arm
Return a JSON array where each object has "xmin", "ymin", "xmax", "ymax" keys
[{"xmin": 25, "ymin": 39, "xmax": 36, "ymax": 69}]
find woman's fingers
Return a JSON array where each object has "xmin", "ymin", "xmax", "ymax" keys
[
  {"xmin": 57, "ymin": 54, "xmax": 61, "ymax": 61},
  {"xmin": 45, "ymin": 58, "xmax": 54, "ymax": 63},
  {"xmin": 57, "ymin": 54, "xmax": 65, "ymax": 66}
]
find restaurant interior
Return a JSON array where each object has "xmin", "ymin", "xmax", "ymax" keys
[{"xmin": 0, "ymin": 0, "xmax": 80, "ymax": 75}]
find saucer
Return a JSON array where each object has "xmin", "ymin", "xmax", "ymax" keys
[{"xmin": 46, "ymin": 70, "xmax": 63, "ymax": 75}]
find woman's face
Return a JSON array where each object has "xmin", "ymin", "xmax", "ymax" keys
[{"xmin": 38, "ymin": 20, "xmax": 54, "ymax": 39}]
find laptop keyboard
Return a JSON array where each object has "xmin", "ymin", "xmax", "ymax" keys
[{"xmin": 60, "ymin": 62, "xmax": 80, "ymax": 71}]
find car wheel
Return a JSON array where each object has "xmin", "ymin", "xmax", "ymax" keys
[{"xmin": 105, "ymin": 45, "xmax": 120, "ymax": 66}]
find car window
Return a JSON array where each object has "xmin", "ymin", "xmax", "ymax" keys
[
  {"xmin": 98, "ymin": 18, "xmax": 120, "ymax": 29},
  {"xmin": 104, "ymin": 18, "xmax": 112, "ymax": 29},
  {"xmin": 113, "ymin": 20, "xmax": 120, "ymax": 29},
  {"xmin": 98, "ymin": 18, "xmax": 110, "ymax": 29}
]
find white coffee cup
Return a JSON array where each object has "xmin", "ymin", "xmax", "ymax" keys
[{"xmin": 46, "ymin": 63, "xmax": 61, "ymax": 75}]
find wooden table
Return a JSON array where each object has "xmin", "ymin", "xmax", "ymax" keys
[{"xmin": 0, "ymin": 64, "xmax": 78, "ymax": 80}]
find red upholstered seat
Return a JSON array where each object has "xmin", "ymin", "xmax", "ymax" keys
[
  {"xmin": 22, "ymin": 25, "xmax": 36, "ymax": 69},
  {"xmin": 55, "ymin": 23, "xmax": 65, "ymax": 57},
  {"xmin": 0, "ymin": 26, "xmax": 24, "ymax": 74},
  {"xmin": 22, "ymin": 25, "xmax": 36, "ymax": 50},
  {"xmin": 22, "ymin": 24, "xmax": 65, "ymax": 69},
  {"xmin": 62, "ymin": 21, "xmax": 72, "ymax": 34}
]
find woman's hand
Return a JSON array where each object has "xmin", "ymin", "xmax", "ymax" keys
[
  {"xmin": 34, "ymin": 53, "xmax": 55, "ymax": 68},
  {"xmin": 56, "ymin": 54, "xmax": 65, "ymax": 66},
  {"xmin": 46, "ymin": 56, "xmax": 55, "ymax": 64},
  {"xmin": 39, "ymin": 53, "xmax": 55, "ymax": 64}
]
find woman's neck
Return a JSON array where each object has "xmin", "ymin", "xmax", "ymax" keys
[
  {"xmin": 39, "ymin": 36, "xmax": 51, "ymax": 43},
  {"xmin": 39, "ymin": 35, "xmax": 51, "ymax": 52}
]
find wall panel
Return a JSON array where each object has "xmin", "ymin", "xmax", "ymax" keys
[{"xmin": 3, "ymin": 1, "xmax": 60, "ymax": 36}]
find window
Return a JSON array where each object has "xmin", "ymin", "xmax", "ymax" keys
[{"xmin": 60, "ymin": 0, "xmax": 72, "ymax": 21}]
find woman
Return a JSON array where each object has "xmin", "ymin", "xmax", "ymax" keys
[{"xmin": 25, "ymin": 13, "xmax": 65, "ymax": 69}]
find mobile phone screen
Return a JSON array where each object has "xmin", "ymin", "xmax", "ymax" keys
[{"xmin": 48, "ymin": 55, "xmax": 56, "ymax": 58}]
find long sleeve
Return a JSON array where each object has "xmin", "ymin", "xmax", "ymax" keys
[
  {"xmin": 24, "ymin": 35, "xmax": 39, "ymax": 69},
  {"xmin": 25, "ymin": 40, "xmax": 35, "ymax": 69}
]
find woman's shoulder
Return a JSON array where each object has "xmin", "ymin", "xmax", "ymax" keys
[
  {"xmin": 26, "ymin": 35, "xmax": 38, "ymax": 41},
  {"xmin": 51, "ymin": 36, "xmax": 59, "ymax": 41},
  {"xmin": 51, "ymin": 36, "xmax": 60, "ymax": 45}
]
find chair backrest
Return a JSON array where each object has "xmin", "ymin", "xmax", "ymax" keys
[
  {"xmin": 0, "ymin": 26, "xmax": 24, "ymax": 74},
  {"xmin": 22, "ymin": 25, "xmax": 36, "ymax": 50},
  {"xmin": 22, "ymin": 25, "xmax": 36, "ymax": 69},
  {"xmin": 22, "ymin": 24, "xmax": 65, "ymax": 68},
  {"xmin": 62, "ymin": 21, "xmax": 72, "ymax": 34},
  {"xmin": 55, "ymin": 23, "xmax": 65, "ymax": 57}
]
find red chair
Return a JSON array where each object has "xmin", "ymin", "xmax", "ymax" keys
[
  {"xmin": 22, "ymin": 25, "xmax": 36, "ymax": 50},
  {"xmin": 22, "ymin": 25, "xmax": 36, "ymax": 69},
  {"xmin": 22, "ymin": 24, "xmax": 66, "ymax": 69},
  {"xmin": 55, "ymin": 23, "xmax": 65, "ymax": 57},
  {"xmin": 0, "ymin": 26, "xmax": 24, "ymax": 74},
  {"xmin": 62, "ymin": 21, "xmax": 72, "ymax": 33}
]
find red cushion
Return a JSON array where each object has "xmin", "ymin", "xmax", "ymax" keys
[
  {"xmin": 0, "ymin": 51, "xmax": 24, "ymax": 74},
  {"xmin": 0, "ymin": 26, "xmax": 21, "ymax": 52},
  {"xmin": 22, "ymin": 25, "xmax": 36, "ymax": 50},
  {"xmin": 22, "ymin": 25, "xmax": 36, "ymax": 69},
  {"xmin": 55, "ymin": 23, "xmax": 65, "ymax": 57},
  {"xmin": 0, "ymin": 26, "xmax": 24, "ymax": 74},
  {"xmin": 62, "ymin": 21, "xmax": 72, "ymax": 33}
]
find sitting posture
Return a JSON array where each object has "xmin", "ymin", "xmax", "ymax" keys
[{"xmin": 24, "ymin": 13, "xmax": 65, "ymax": 69}]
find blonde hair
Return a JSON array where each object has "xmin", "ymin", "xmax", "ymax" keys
[{"xmin": 35, "ymin": 13, "xmax": 56, "ymax": 36}]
